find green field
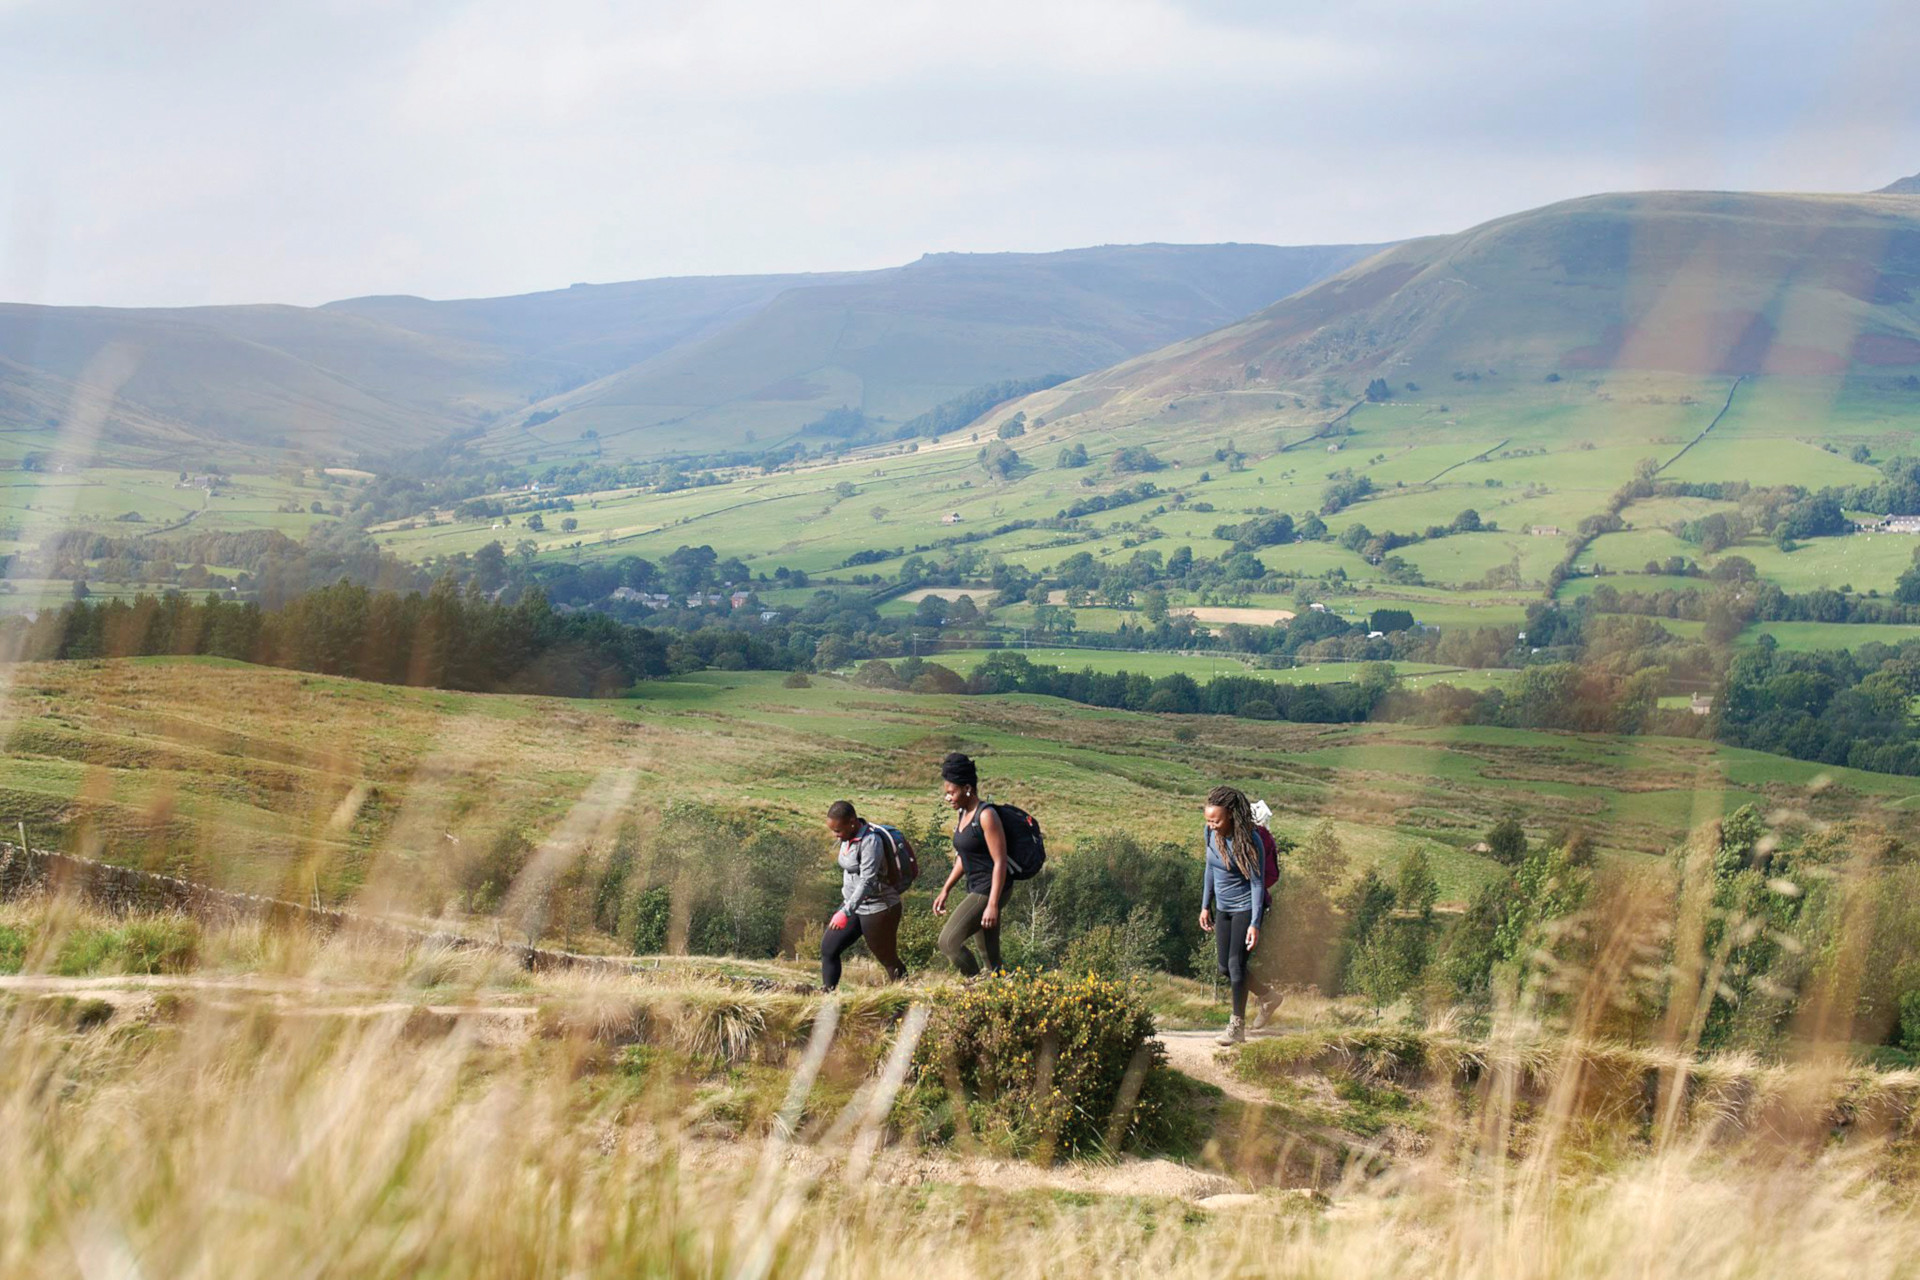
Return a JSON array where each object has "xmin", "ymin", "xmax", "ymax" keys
[
  {"xmin": 920, "ymin": 647, "xmax": 1514, "ymax": 694},
  {"xmin": 1744, "ymin": 621, "xmax": 1920, "ymax": 651},
  {"xmin": 7, "ymin": 351, "xmax": 1916, "ymax": 664}
]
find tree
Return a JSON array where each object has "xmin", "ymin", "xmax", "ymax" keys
[
  {"xmin": 560, "ymin": 517, "xmax": 578, "ymax": 533},
  {"xmin": 1057, "ymin": 443, "xmax": 1089, "ymax": 469},
  {"xmin": 1396, "ymin": 849, "xmax": 1438, "ymax": 920},
  {"xmin": 1364, "ymin": 378, "xmax": 1394, "ymax": 402},
  {"xmin": 1140, "ymin": 588, "xmax": 1169, "ymax": 626},
  {"xmin": 1485, "ymin": 813, "xmax": 1527, "ymax": 866},
  {"xmin": 473, "ymin": 541, "xmax": 509, "ymax": 593},
  {"xmin": 524, "ymin": 513, "xmax": 545, "ymax": 532},
  {"xmin": 979, "ymin": 443, "xmax": 1022, "ymax": 481},
  {"xmin": 1110, "ymin": 446, "xmax": 1166, "ymax": 474},
  {"xmin": 1294, "ymin": 820, "xmax": 1350, "ymax": 896}
]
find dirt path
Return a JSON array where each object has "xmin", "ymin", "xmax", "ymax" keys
[
  {"xmin": 4, "ymin": 975, "xmax": 1320, "ymax": 1207},
  {"xmin": 1157, "ymin": 1030, "xmax": 1276, "ymax": 1106}
]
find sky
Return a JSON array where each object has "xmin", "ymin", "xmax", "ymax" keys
[{"xmin": 3, "ymin": 0, "xmax": 1918, "ymax": 309}]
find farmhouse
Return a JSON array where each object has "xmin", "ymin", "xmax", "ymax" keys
[
  {"xmin": 1887, "ymin": 516, "xmax": 1920, "ymax": 534},
  {"xmin": 1690, "ymin": 693, "xmax": 1714, "ymax": 716},
  {"xmin": 1530, "ymin": 525, "xmax": 1563, "ymax": 537},
  {"xmin": 941, "ymin": 511, "xmax": 963, "ymax": 525}
]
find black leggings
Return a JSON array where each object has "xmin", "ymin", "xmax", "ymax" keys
[
  {"xmin": 1215, "ymin": 909, "xmax": 1273, "ymax": 1018},
  {"xmin": 937, "ymin": 891, "xmax": 1004, "ymax": 977},
  {"xmin": 821, "ymin": 904, "xmax": 906, "ymax": 991}
]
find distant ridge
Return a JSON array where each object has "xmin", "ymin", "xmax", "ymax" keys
[
  {"xmin": 987, "ymin": 188, "xmax": 1920, "ymax": 439},
  {"xmin": 0, "ymin": 243, "xmax": 1380, "ymax": 465},
  {"xmin": 1878, "ymin": 172, "xmax": 1920, "ymax": 195}
]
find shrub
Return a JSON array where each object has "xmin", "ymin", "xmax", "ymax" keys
[
  {"xmin": 1900, "ymin": 989, "xmax": 1920, "ymax": 1055},
  {"xmin": 781, "ymin": 671, "xmax": 811, "ymax": 688},
  {"xmin": 120, "ymin": 917, "xmax": 200, "ymax": 974},
  {"xmin": 52, "ymin": 917, "xmax": 199, "ymax": 976},
  {"xmin": 900, "ymin": 968, "xmax": 1165, "ymax": 1160},
  {"xmin": 1058, "ymin": 905, "xmax": 1164, "ymax": 980}
]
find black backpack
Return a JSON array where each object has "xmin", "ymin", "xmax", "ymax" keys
[
  {"xmin": 991, "ymin": 803, "xmax": 1047, "ymax": 880},
  {"xmin": 871, "ymin": 823, "xmax": 920, "ymax": 892}
]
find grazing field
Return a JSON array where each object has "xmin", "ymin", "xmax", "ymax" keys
[
  {"xmin": 1744, "ymin": 621, "xmax": 1920, "ymax": 650},
  {"xmin": 6, "ymin": 351, "xmax": 1915, "ymax": 665}
]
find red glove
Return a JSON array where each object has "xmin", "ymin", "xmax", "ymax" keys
[{"xmin": 830, "ymin": 911, "xmax": 850, "ymax": 930}]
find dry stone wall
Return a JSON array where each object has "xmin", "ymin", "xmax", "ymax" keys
[{"xmin": 0, "ymin": 840, "xmax": 631, "ymax": 975}]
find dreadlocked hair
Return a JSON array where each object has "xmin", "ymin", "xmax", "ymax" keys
[{"xmin": 1206, "ymin": 785, "xmax": 1261, "ymax": 881}]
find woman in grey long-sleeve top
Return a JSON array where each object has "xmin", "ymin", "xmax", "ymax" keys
[
  {"xmin": 1198, "ymin": 785, "xmax": 1277, "ymax": 1044},
  {"xmin": 820, "ymin": 800, "xmax": 906, "ymax": 991}
]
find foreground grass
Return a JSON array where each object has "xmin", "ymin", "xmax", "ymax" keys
[{"xmin": 6, "ymin": 894, "xmax": 1920, "ymax": 1278}]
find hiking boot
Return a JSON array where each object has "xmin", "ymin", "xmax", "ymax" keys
[
  {"xmin": 1250, "ymin": 995, "xmax": 1279, "ymax": 1032},
  {"xmin": 1216, "ymin": 1016, "xmax": 1245, "ymax": 1046}
]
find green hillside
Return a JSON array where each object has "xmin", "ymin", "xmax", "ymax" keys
[
  {"xmin": 992, "ymin": 190, "xmax": 1920, "ymax": 443},
  {"xmin": 471, "ymin": 243, "xmax": 1381, "ymax": 462},
  {"xmin": 0, "ymin": 243, "xmax": 1375, "ymax": 468}
]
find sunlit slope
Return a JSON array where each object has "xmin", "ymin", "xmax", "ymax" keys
[
  {"xmin": 477, "ymin": 243, "xmax": 1380, "ymax": 461},
  {"xmin": 998, "ymin": 190, "xmax": 1920, "ymax": 439}
]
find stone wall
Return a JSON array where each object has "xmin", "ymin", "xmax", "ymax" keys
[{"xmin": 0, "ymin": 841, "xmax": 631, "ymax": 975}]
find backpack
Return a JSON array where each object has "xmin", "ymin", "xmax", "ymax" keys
[
  {"xmin": 991, "ymin": 803, "xmax": 1047, "ymax": 880},
  {"xmin": 871, "ymin": 823, "xmax": 920, "ymax": 892},
  {"xmin": 1255, "ymin": 824, "xmax": 1281, "ymax": 906}
]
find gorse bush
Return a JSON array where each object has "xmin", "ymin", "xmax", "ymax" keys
[{"xmin": 900, "ymin": 968, "xmax": 1165, "ymax": 1160}]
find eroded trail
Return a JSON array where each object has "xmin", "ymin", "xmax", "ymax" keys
[{"xmin": 1156, "ymin": 1029, "xmax": 1273, "ymax": 1106}]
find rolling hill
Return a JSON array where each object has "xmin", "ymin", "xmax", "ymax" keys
[
  {"xmin": 992, "ymin": 190, "xmax": 1920, "ymax": 439},
  {"xmin": 474, "ymin": 243, "xmax": 1381, "ymax": 461},
  {"xmin": 0, "ymin": 243, "xmax": 1377, "ymax": 468}
]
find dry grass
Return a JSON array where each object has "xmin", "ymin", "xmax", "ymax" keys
[{"xmin": 2, "ymin": 890, "xmax": 1920, "ymax": 1278}]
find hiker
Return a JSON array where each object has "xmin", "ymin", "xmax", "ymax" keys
[
  {"xmin": 1199, "ymin": 784, "xmax": 1280, "ymax": 1044},
  {"xmin": 931, "ymin": 751, "xmax": 1009, "ymax": 976},
  {"xmin": 821, "ymin": 800, "xmax": 907, "ymax": 991}
]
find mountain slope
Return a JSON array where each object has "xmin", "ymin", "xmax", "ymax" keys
[
  {"xmin": 1877, "ymin": 172, "xmax": 1920, "ymax": 195},
  {"xmin": 1000, "ymin": 191, "xmax": 1920, "ymax": 436},
  {"xmin": 474, "ymin": 243, "xmax": 1380, "ymax": 461},
  {"xmin": 0, "ymin": 244, "xmax": 1376, "ymax": 467}
]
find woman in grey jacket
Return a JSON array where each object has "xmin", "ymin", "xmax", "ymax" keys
[
  {"xmin": 1199, "ymin": 785, "xmax": 1278, "ymax": 1044},
  {"xmin": 820, "ymin": 800, "xmax": 907, "ymax": 991}
]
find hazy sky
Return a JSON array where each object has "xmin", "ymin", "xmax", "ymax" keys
[{"xmin": 4, "ymin": 0, "xmax": 1917, "ymax": 308}]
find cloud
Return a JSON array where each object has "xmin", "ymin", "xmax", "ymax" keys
[{"xmin": 2, "ymin": 0, "xmax": 1916, "ymax": 307}]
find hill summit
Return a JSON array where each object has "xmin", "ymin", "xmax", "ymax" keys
[
  {"xmin": 1878, "ymin": 171, "xmax": 1920, "ymax": 195},
  {"xmin": 999, "ymin": 189, "xmax": 1920, "ymax": 436}
]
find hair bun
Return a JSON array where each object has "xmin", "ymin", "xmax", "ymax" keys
[{"xmin": 940, "ymin": 752, "xmax": 979, "ymax": 787}]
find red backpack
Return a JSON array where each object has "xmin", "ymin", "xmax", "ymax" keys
[{"xmin": 1255, "ymin": 824, "xmax": 1280, "ymax": 906}]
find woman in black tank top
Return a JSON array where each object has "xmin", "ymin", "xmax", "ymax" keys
[{"xmin": 930, "ymin": 752, "xmax": 1009, "ymax": 975}]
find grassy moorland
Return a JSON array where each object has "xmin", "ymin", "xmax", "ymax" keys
[
  {"xmin": 5, "ymin": 832, "xmax": 1920, "ymax": 1278},
  {"xmin": 2, "ymin": 659, "xmax": 1914, "ymax": 912}
]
